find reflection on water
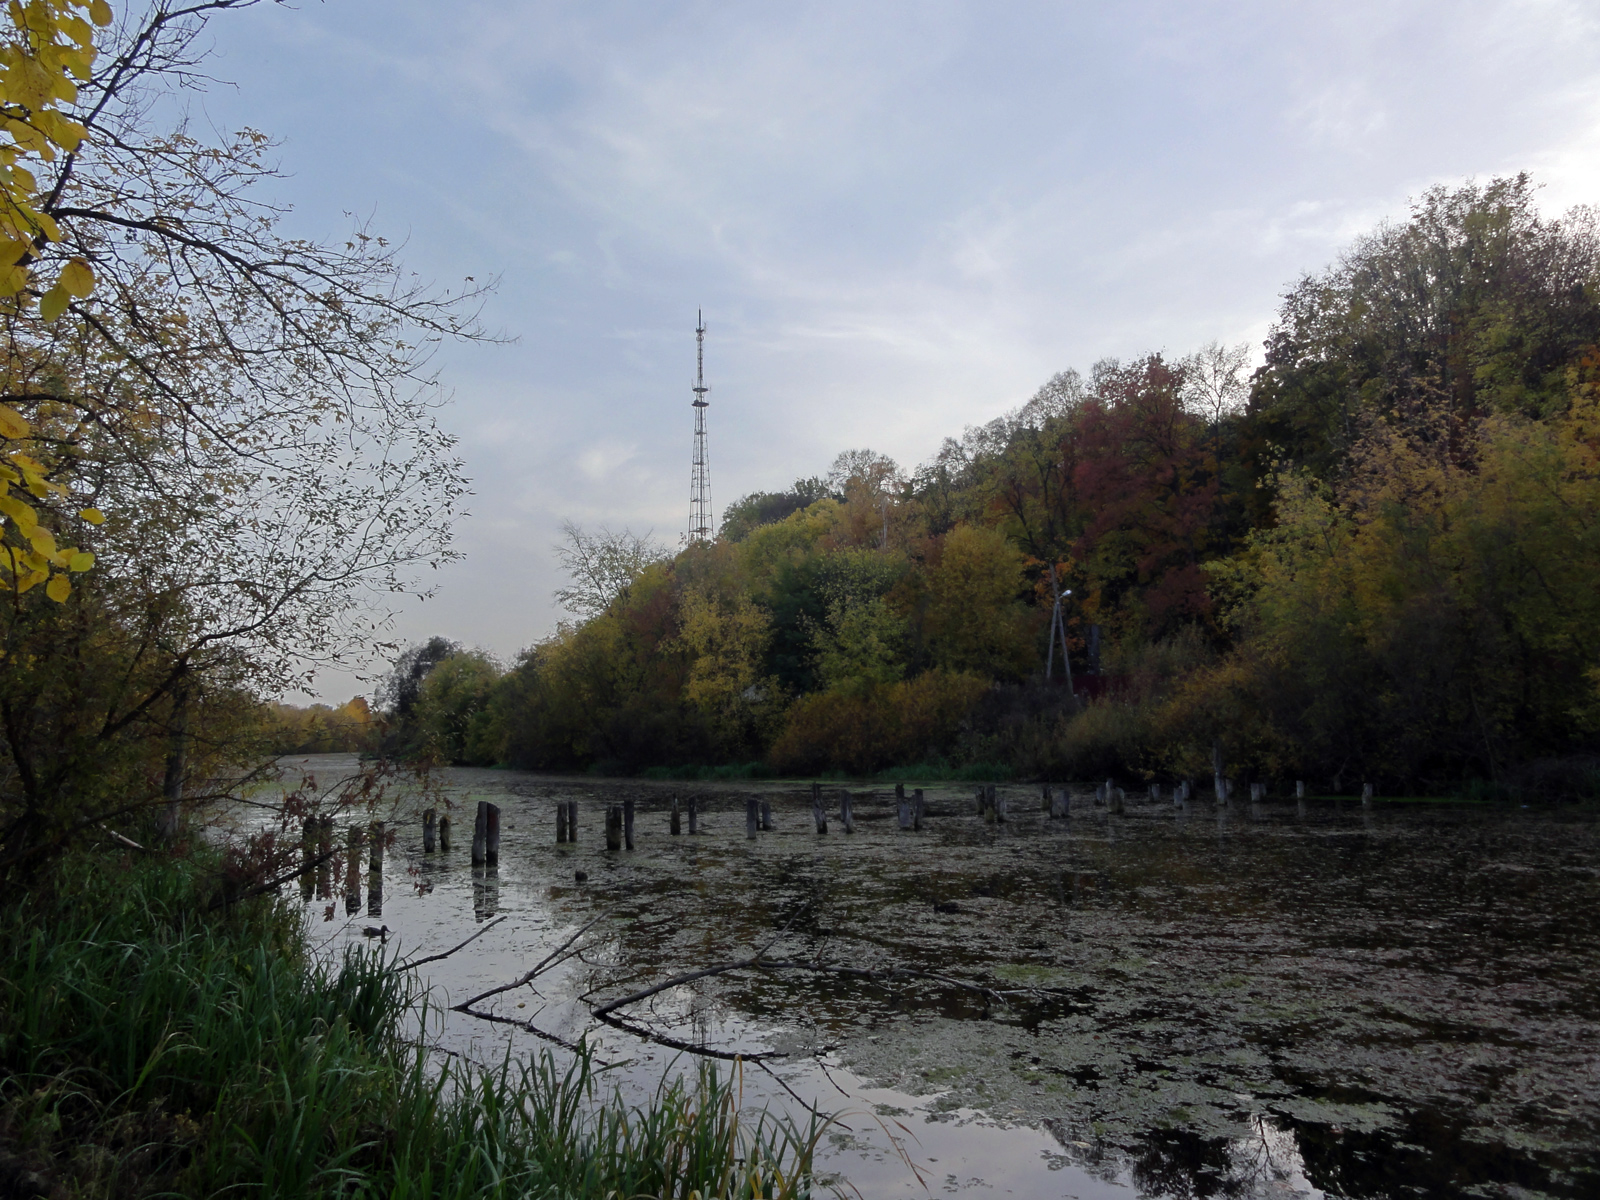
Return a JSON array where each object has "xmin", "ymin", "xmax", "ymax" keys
[{"xmin": 270, "ymin": 756, "xmax": 1600, "ymax": 1200}]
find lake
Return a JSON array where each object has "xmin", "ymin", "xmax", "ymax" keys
[{"xmin": 280, "ymin": 756, "xmax": 1600, "ymax": 1199}]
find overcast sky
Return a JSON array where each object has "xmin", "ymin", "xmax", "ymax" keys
[{"xmin": 194, "ymin": 0, "xmax": 1600, "ymax": 701}]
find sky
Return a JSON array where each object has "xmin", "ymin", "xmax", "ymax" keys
[{"xmin": 190, "ymin": 0, "xmax": 1600, "ymax": 701}]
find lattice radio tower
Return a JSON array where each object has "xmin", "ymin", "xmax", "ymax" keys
[{"xmin": 688, "ymin": 310, "xmax": 713, "ymax": 542}]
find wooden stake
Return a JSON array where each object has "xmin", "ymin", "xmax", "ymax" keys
[
  {"xmin": 605, "ymin": 805, "xmax": 622, "ymax": 851},
  {"xmin": 746, "ymin": 796, "xmax": 759, "ymax": 839},
  {"xmin": 761, "ymin": 799, "xmax": 773, "ymax": 831},
  {"xmin": 812, "ymin": 790, "xmax": 827, "ymax": 834},
  {"xmin": 670, "ymin": 795, "xmax": 681, "ymax": 836},
  {"xmin": 557, "ymin": 801, "xmax": 568, "ymax": 843},
  {"xmin": 423, "ymin": 808, "xmax": 436, "ymax": 853},
  {"xmin": 369, "ymin": 821, "xmax": 385, "ymax": 872},
  {"xmin": 841, "ymin": 790, "xmax": 855, "ymax": 833},
  {"xmin": 623, "ymin": 798, "xmax": 635, "ymax": 850},
  {"xmin": 1295, "ymin": 780, "xmax": 1306, "ymax": 800},
  {"xmin": 567, "ymin": 799, "xmax": 578, "ymax": 841},
  {"xmin": 439, "ymin": 814, "xmax": 452, "ymax": 852},
  {"xmin": 472, "ymin": 801, "xmax": 488, "ymax": 865},
  {"xmin": 485, "ymin": 804, "xmax": 500, "ymax": 864}
]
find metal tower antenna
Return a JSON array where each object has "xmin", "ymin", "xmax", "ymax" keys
[{"xmin": 688, "ymin": 310, "xmax": 713, "ymax": 542}]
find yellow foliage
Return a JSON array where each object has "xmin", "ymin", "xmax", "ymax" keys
[{"xmin": 0, "ymin": 1, "xmax": 109, "ymax": 605}]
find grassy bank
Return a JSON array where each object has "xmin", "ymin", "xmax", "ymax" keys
[{"xmin": 0, "ymin": 853, "xmax": 825, "ymax": 1198}]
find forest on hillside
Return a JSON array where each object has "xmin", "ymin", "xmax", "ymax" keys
[{"xmin": 378, "ymin": 176, "xmax": 1600, "ymax": 797}]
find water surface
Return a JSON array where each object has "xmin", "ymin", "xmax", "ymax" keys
[{"xmin": 280, "ymin": 756, "xmax": 1600, "ymax": 1199}]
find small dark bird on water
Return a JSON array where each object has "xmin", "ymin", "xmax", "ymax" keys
[
  {"xmin": 361, "ymin": 924, "xmax": 390, "ymax": 939},
  {"xmin": 574, "ymin": 870, "xmax": 588, "ymax": 883}
]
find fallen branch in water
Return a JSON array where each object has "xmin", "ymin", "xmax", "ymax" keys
[
  {"xmin": 451, "ymin": 911, "xmax": 609, "ymax": 1012},
  {"xmin": 394, "ymin": 915, "xmax": 506, "ymax": 972},
  {"xmin": 591, "ymin": 955, "xmax": 1003, "ymax": 1021}
]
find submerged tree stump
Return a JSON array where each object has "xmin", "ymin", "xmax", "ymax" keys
[
  {"xmin": 623, "ymin": 798, "xmax": 635, "ymax": 850},
  {"xmin": 485, "ymin": 805, "xmax": 500, "ymax": 864},
  {"xmin": 841, "ymin": 791, "xmax": 855, "ymax": 833},
  {"xmin": 557, "ymin": 801, "xmax": 569, "ymax": 843},
  {"xmin": 746, "ymin": 796, "xmax": 759, "ymax": 839},
  {"xmin": 567, "ymin": 800, "xmax": 578, "ymax": 842},
  {"xmin": 688, "ymin": 796, "xmax": 698, "ymax": 836},
  {"xmin": 423, "ymin": 808, "xmax": 436, "ymax": 853},
  {"xmin": 605, "ymin": 805, "xmax": 623, "ymax": 851},
  {"xmin": 761, "ymin": 800, "xmax": 773, "ymax": 831},
  {"xmin": 670, "ymin": 795, "xmax": 681, "ymax": 836},
  {"xmin": 369, "ymin": 821, "xmax": 385, "ymax": 872},
  {"xmin": 439, "ymin": 814, "xmax": 452, "ymax": 853}
]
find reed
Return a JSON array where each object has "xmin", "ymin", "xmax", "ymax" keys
[{"xmin": 0, "ymin": 855, "xmax": 829, "ymax": 1198}]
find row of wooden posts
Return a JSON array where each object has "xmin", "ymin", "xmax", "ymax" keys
[{"xmin": 330, "ymin": 777, "xmax": 1380, "ymax": 874}]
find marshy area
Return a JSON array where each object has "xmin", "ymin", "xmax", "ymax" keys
[{"xmin": 288, "ymin": 755, "xmax": 1599, "ymax": 1199}]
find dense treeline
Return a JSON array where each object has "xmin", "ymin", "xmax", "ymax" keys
[{"xmin": 392, "ymin": 178, "xmax": 1600, "ymax": 797}]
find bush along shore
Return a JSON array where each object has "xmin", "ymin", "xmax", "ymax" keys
[{"xmin": 0, "ymin": 852, "xmax": 827, "ymax": 1199}]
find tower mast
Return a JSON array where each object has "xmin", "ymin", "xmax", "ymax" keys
[{"xmin": 688, "ymin": 310, "xmax": 713, "ymax": 542}]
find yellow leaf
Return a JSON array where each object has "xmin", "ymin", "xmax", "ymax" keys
[
  {"xmin": 78, "ymin": 507, "xmax": 104, "ymax": 524},
  {"xmin": 28, "ymin": 527, "xmax": 56, "ymax": 557},
  {"xmin": 17, "ymin": 569, "xmax": 45, "ymax": 595},
  {"xmin": 0, "ymin": 494, "xmax": 37, "ymax": 532},
  {"xmin": 58, "ymin": 256, "xmax": 93, "ymax": 298},
  {"xmin": 45, "ymin": 573, "xmax": 69, "ymax": 602},
  {"xmin": 89, "ymin": 0, "xmax": 113, "ymax": 27},
  {"xmin": 39, "ymin": 284, "xmax": 69, "ymax": 323},
  {"xmin": 0, "ymin": 405, "xmax": 27, "ymax": 439},
  {"xmin": 68, "ymin": 550, "xmax": 93, "ymax": 571}
]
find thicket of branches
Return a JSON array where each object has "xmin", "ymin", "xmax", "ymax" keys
[{"xmin": 0, "ymin": 2, "xmax": 484, "ymax": 880}]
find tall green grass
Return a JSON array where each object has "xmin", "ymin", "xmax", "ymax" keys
[{"xmin": 0, "ymin": 855, "xmax": 829, "ymax": 1198}]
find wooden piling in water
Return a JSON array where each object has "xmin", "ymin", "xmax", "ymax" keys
[
  {"xmin": 567, "ymin": 799, "xmax": 578, "ymax": 841},
  {"xmin": 1050, "ymin": 787, "xmax": 1069, "ymax": 819},
  {"xmin": 423, "ymin": 808, "xmax": 436, "ymax": 853},
  {"xmin": 345, "ymin": 825, "xmax": 363, "ymax": 913},
  {"xmin": 895, "ymin": 782, "xmax": 905, "ymax": 802},
  {"xmin": 439, "ymin": 814, "xmax": 452, "ymax": 852},
  {"xmin": 841, "ymin": 790, "xmax": 855, "ymax": 833},
  {"xmin": 623, "ymin": 798, "xmax": 635, "ymax": 850},
  {"xmin": 812, "ymin": 789, "xmax": 827, "ymax": 834},
  {"xmin": 670, "ymin": 795, "xmax": 681, "ymax": 836},
  {"xmin": 996, "ymin": 790, "xmax": 1008, "ymax": 823},
  {"xmin": 897, "ymin": 796, "xmax": 911, "ymax": 830},
  {"xmin": 485, "ymin": 805, "xmax": 501, "ymax": 864},
  {"xmin": 1296, "ymin": 780, "xmax": 1306, "ymax": 799},
  {"xmin": 369, "ymin": 822, "xmax": 384, "ymax": 872},
  {"xmin": 761, "ymin": 799, "xmax": 773, "ymax": 831},
  {"xmin": 605, "ymin": 805, "xmax": 623, "ymax": 851},
  {"xmin": 688, "ymin": 796, "xmax": 698, "ymax": 836},
  {"xmin": 557, "ymin": 801, "xmax": 568, "ymax": 842},
  {"xmin": 746, "ymin": 796, "xmax": 759, "ymax": 839},
  {"xmin": 472, "ymin": 801, "xmax": 488, "ymax": 865},
  {"xmin": 1361, "ymin": 782, "xmax": 1373, "ymax": 807}
]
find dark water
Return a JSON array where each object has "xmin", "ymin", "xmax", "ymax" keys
[{"xmin": 281, "ymin": 757, "xmax": 1600, "ymax": 1199}]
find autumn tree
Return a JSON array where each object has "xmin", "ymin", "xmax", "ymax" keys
[{"xmin": 0, "ymin": 2, "xmax": 482, "ymax": 877}]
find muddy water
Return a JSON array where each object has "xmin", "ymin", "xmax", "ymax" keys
[{"xmin": 282, "ymin": 756, "xmax": 1600, "ymax": 1199}]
